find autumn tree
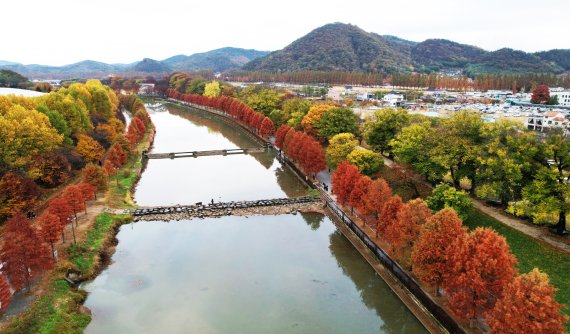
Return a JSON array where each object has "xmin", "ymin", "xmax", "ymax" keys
[
  {"xmin": 486, "ymin": 268, "xmax": 568, "ymax": 334},
  {"xmin": 301, "ymin": 140, "xmax": 327, "ymax": 176},
  {"xmin": 411, "ymin": 208, "xmax": 466, "ymax": 295},
  {"xmin": 301, "ymin": 104, "xmax": 335, "ymax": 136},
  {"xmin": 443, "ymin": 227, "xmax": 517, "ymax": 323},
  {"xmin": 347, "ymin": 148, "xmax": 383, "ymax": 177},
  {"xmin": 78, "ymin": 182, "xmax": 96, "ymax": 204},
  {"xmin": 326, "ymin": 133, "xmax": 358, "ymax": 168},
  {"xmin": 0, "ymin": 172, "xmax": 40, "ymax": 222},
  {"xmin": 28, "ymin": 152, "xmax": 71, "ymax": 188},
  {"xmin": 38, "ymin": 212, "xmax": 61, "ymax": 259},
  {"xmin": 204, "ymin": 81, "xmax": 221, "ymax": 98},
  {"xmin": 259, "ymin": 117, "xmax": 275, "ymax": 138},
  {"xmin": 364, "ymin": 178, "xmax": 392, "ymax": 228},
  {"xmin": 530, "ymin": 84, "xmax": 550, "ymax": 104},
  {"xmin": 274, "ymin": 125, "xmax": 292, "ymax": 149},
  {"xmin": 377, "ymin": 195, "xmax": 404, "ymax": 237},
  {"xmin": 0, "ymin": 212, "xmax": 53, "ymax": 290},
  {"xmin": 47, "ymin": 197, "xmax": 73, "ymax": 243},
  {"xmin": 0, "ymin": 105, "xmax": 63, "ymax": 168},
  {"xmin": 82, "ymin": 163, "xmax": 108, "ymax": 192},
  {"xmin": 391, "ymin": 163, "xmax": 424, "ymax": 199},
  {"xmin": 75, "ymin": 134, "xmax": 104, "ymax": 162},
  {"xmin": 331, "ymin": 161, "xmax": 361, "ymax": 205},
  {"xmin": 385, "ymin": 198, "xmax": 432, "ymax": 264},
  {"xmin": 348, "ymin": 175, "xmax": 372, "ymax": 215},
  {"xmin": 63, "ymin": 185, "xmax": 86, "ymax": 223}
]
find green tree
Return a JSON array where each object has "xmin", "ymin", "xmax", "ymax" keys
[
  {"xmin": 186, "ymin": 77, "xmax": 208, "ymax": 95},
  {"xmin": 426, "ymin": 183, "xmax": 472, "ymax": 220},
  {"xmin": 347, "ymin": 149, "xmax": 383, "ymax": 176},
  {"xmin": 283, "ymin": 98, "xmax": 312, "ymax": 129},
  {"xmin": 520, "ymin": 133, "xmax": 570, "ymax": 233},
  {"xmin": 547, "ymin": 95, "xmax": 559, "ymax": 105},
  {"xmin": 364, "ymin": 108, "xmax": 410, "ymax": 156},
  {"xmin": 326, "ymin": 133, "xmax": 358, "ymax": 168},
  {"xmin": 391, "ymin": 122, "xmax": 445, "ymax": 182},
  {"xmin": 316, "ymin": 107, "xmax": 359, "ymax": 140},
  {"xmin": 204, "ymin": 81, "xmax": 221, "ymax": 98},
  {"xmin": 244, "ymin": 88, "xmax": 282, "ymax": 116}
]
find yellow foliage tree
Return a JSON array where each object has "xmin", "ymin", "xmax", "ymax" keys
[
  {"xmin": 204, "ymin": 81, "xmax": 221, "ymax": 98},
  {"xmin": 301, "ymin": 104, "xmax": 335, "ymax": 136},
  {"xmin": 75, "ymin": 134, "xmax": 104, "ymax": 162},
  {"xmin": 325, "ymin": 133, "xmax": 358, "ymax": 168},
  {"xmin": 0, "ymin": 105, "xmax": 63, "ymax": 168}
]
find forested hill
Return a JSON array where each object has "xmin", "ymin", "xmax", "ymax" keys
[
  {"xmin": 243, "ymin": 23, "xmax": 569, "ymax": 75},
  {"xmin": 0, "ymin": 48, "xmax": 269, "ymax": 79}
]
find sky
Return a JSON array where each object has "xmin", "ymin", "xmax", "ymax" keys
[{"xmin": 3, "ymin": 0, "xmax": 569, "ymax": 66}]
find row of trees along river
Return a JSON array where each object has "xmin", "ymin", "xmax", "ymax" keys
[{"xmin": 81, "ymin": 102, "xmax": 428, "ymax": 333}]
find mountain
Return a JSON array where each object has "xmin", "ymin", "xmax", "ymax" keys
[
  {"xmin": 244, "ymin": 23, "xmax": 412, "ymax": 73},
  {"xmin": 132, "ymin": 58, "xmax": 171, "ymax": 73},
  {"xmin": 163, "ymin": 47, "xmax": 270, "ymax": 72},
  {"xmin": 244, "ymin": 23, "xmax": 570, "ymax": 76},
  {"xmin": 0, "ymin": 47, "xmax": 269, "ymax": 79}
]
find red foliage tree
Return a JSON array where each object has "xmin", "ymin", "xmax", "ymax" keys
[
  {"xmin": 443, "ymin": 227, "xmax": 518, "ymax": 322},
  {"xmin": 47, "ymin": 197, "xmax": 73, "ymax": 244},
  {"xmin": 530, "ymin": 84, "xmax": 550, "ymax": 104},
  {"xmin": 259, "ymin": 117, "xmax": 275, "ymax": 138},
  {"xmin": 282, "ymin": 128, "xmax": 297, "ymax": 153},
  {"xmin": 275, "ymin": 125, "xmax": 291, "ymax": 149},
  {"xmin": 332, "ymin": 161, "xmax": 361, "ymax": 205},
  {"xmin": 486, "ymin": 268, "xmax": 568, "ymax": 334},
  {"xmin": 377, "ymin": 195, "xmax": 404, "ymax": 238},
  {"xmin": 301, "ymin": 140, "xmax": 327, "ymax": 175},
  {"xmin": 385, "ymin": 198, "xmax": 432, "ymax": 263},
  {"xmin": 364, "ymin": 178, "xmax": 392, "ymax": 227},
  {"xmin": 107, "ymin": 143, "xmax": 127, "ymax": 168},
  {"xmin": 63, "ymin": 185, "xmax": 86, "ymax": 222},
  {"xmin": 103, "ymin": 159, "xmax": 117, "ymax": 176},
  {"xmin": 38, "ymin": 212, "xmax": 61, "ymax": 259},
  {"xmin": 0, "ymin": 274, "xmax": 12, "ymax": 312},
  {"xmin": 0, "ymin": 212, "xmax": 53, "ymax": 290},
  {"xmin": 411, "ymin": 208, "xmax": 466, "ymax": 295},
  {"xmin": 348, "ymin": 175, "xmax": 372, "ymax": 216},
  {"xmin": 0, "ymin": 172, "xmax": 40, "ymax": 222},
  {"xmin": 82, "ymin": 163, "xmax": 108, "ymax": 192},
  {"xmin": 288, "ymin": 131, "xmax": 306, "ymax": 162},
  {"xmin": 78, "ymin": 182, "xmax": 96, "ymax": 204}
]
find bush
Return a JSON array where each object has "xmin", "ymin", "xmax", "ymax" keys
[{"xmin": 427, "ymin": 183, "xmax": 472, "ymax": 219}]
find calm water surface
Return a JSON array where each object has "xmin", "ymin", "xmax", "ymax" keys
[{"xmin": 82, "ymin": 102, "xmax": 427, "ymax": 333}]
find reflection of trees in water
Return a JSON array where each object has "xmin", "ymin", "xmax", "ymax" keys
[
  {"xmin": 300, "ymin": 212, "xmax": 324, "ymax": 230},
  {"xmin": 274, "ymin": 166, "xmax": 307, "ymax": 198},
  {"xmin": 167, "ymin": 104, "xmax": 276, "ymax": 169},
  {"xmin": 328, "ymin": 231, "xmax": 426, "ymax": 334}
]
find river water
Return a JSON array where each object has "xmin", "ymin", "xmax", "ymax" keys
[{"xmin": 82, "ymin": 102, "xmax": 427, "ymax": 334}]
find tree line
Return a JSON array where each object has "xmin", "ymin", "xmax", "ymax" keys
[
  {"xmin": 0, "ymin": 91, "xmax": 152, "ymax": 312},
  {"xmin": 331, "ymin": 161, "xmax": 567, "ymax": 332}
]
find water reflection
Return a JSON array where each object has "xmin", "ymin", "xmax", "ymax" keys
[
  {"xmin": 84, "ymin": 215, "xmax": 426, "ymax": 334},
  {"xmin": 329, "ymin": 231, "xmax": 426, "ymax": 334}
]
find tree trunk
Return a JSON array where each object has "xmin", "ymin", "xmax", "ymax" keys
[
  {"xmin": 61, "ymin": 230, "xmax": 66, "ymax": 243},
  {"xmin": 556, "ymin": 210, "xmax": 567, "ymax": 234},
  {"xmin": 71, "ymin": 223, "xmax": 77, "ymax": 244}
]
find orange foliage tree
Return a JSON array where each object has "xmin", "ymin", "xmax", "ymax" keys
[
  {"xmin": 377, "ymin": 195, "xmax": 404, "ymax": 237},
  {"xmin": 486, "ymin": 268, "xmax": 568, "ymax": 334},
  {"xmin": 28, "ymin": 153, "xmax": 71, "ymax": 188},
  {"xmin": 301, "ymin": 140, "xmax": 327, "ymax": 176},
  {"xmin": 0, "ymin": 212, "xmax": 53, "ymax": 290},
  {"xmin": 78, "ymin": 182, "xmax": 96, "ymax": 204},
  {"xmin": 385, "ymin": 199, "xmax": 432, "ymax": 264},
  {"xmin": 63, "ymin": 185, "xmax": 86, "ymax": 222},
  {"xmin": 75, "ymin": 134, "xmax": 104, "ymax": 162},
  {"xmin": 443, "ymin": 227, "xmax": 518, "ymax": 323},
  {"xmin": 259, "ymin": 117, "xmax": 275, "ymax": 138},
  {"xmin": 274, "ymin": 125, "xmax": 291, "ymax": 149},
  {"xmin": 332, "ymin": 161, "xmax": 361, "ymax": 205},
  {"xmin": 411, "ymin": 208, "xmax": 466, "ymax": 295},
  {"xmin": 348, "ymin": 175, "xmax": 372, "ymax": 215},
  {"xmin": 82, "ymin": 163, "xmax": 108, "ymax": 192},
  {"xmin": 364, "ymin": 178, "xmax": 392, "ymax": 228}
]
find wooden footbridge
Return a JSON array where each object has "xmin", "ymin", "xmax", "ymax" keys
[{"xmin": 143, "ymin": 145, "xmax": 268, "ymax": 160}]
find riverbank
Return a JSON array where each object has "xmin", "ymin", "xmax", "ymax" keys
[
  {"xmin": 167, "ymin": 98, "xmax": 452, "ymax": 334},
  {"xmin": 0, "ymin": 98, "xmax": 156, "ymax": 333}
]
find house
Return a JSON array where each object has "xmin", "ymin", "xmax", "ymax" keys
[
  {"xmin": 383, "ymin": 91, "xmax": 404, "ymax": 106},
  {"xmin": 526, "ymin": 111, "xmax": 570, "ymax": 133},
  {"xmin": 549, "ymin": 90, "xmax": 570, "ymax": 106}
]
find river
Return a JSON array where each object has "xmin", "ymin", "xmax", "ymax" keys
[{"xmin": 82, "ymin": 101, "xmax": 427, "ymax": 333}]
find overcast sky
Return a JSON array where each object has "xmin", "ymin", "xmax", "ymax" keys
[{"xmin": 4, "ymin": 0, "xmax": 569, "ymax": 66}]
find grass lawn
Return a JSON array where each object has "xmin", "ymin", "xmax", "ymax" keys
[{"xmin": 464, "ymin": 210, "xmax": 570, "ymax": 331}]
